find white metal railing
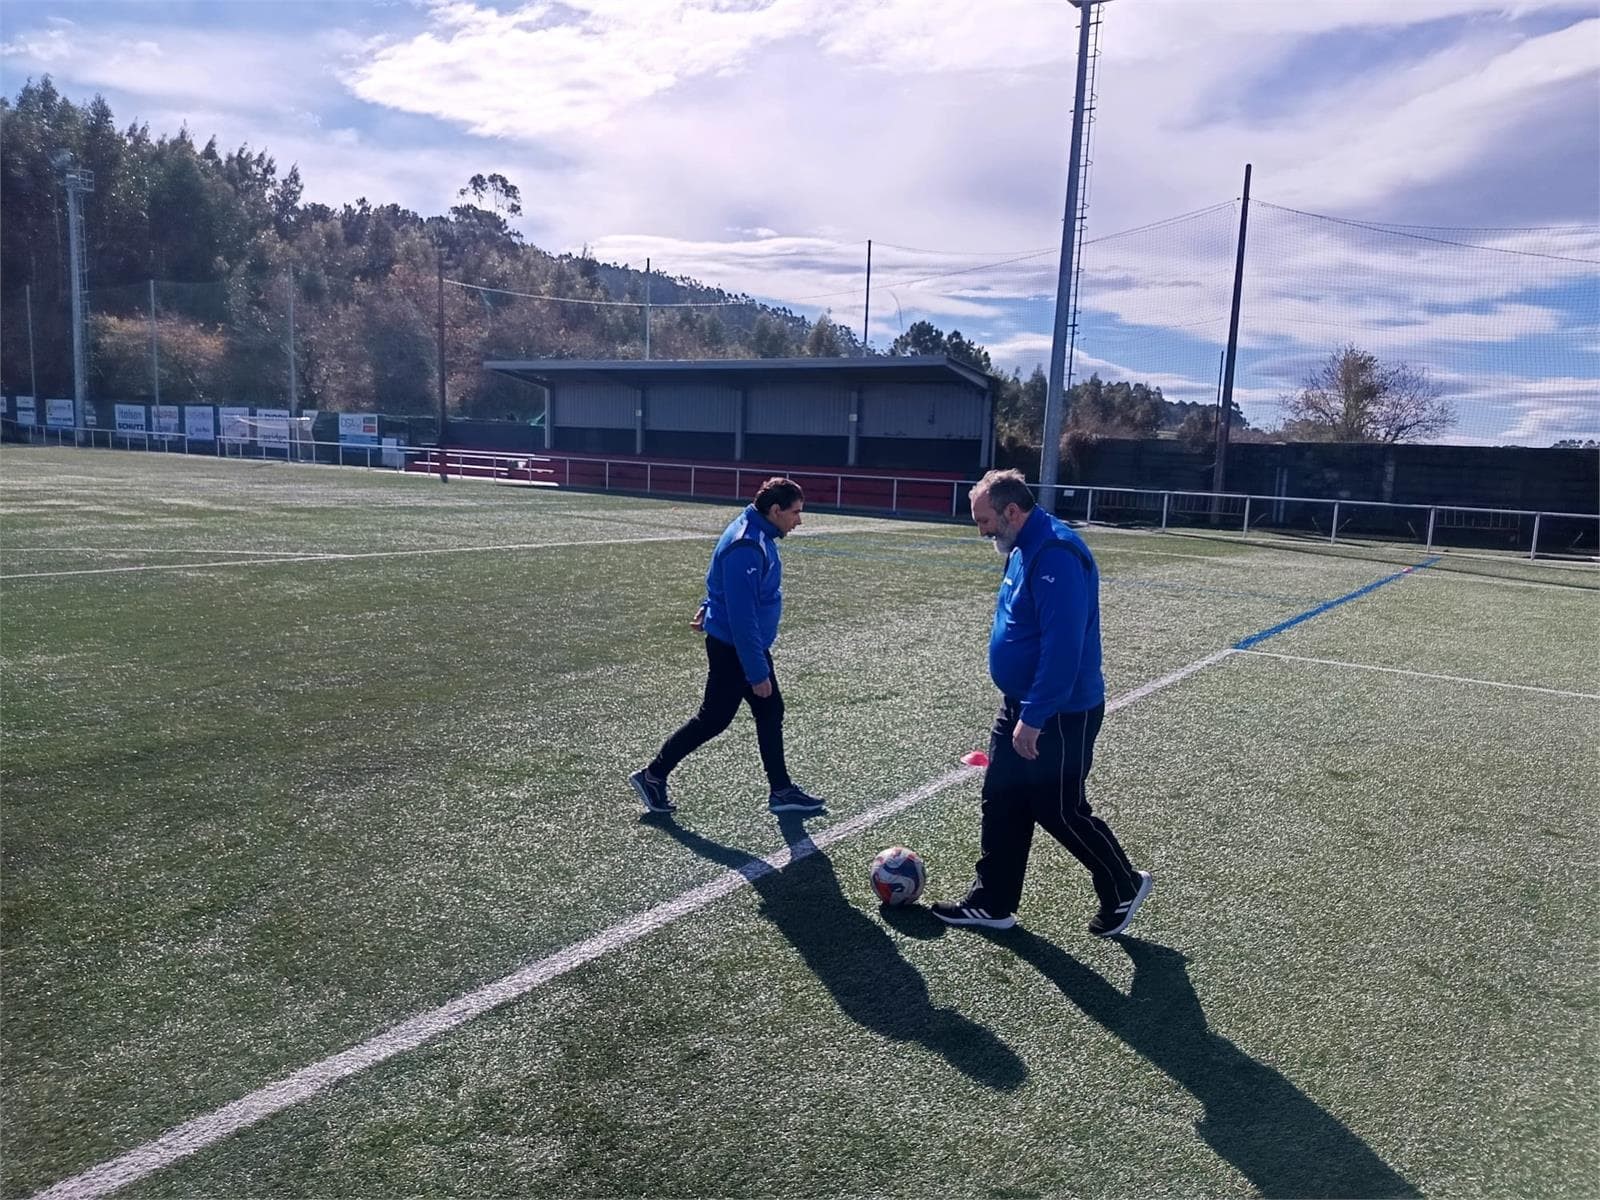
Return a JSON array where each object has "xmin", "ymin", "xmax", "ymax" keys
[
  {"xmin": 6, "ymin": 422, "xmax": 1595, "ymax": 561},
  {"xmin": 1079, "ymin": 486, "xmax": 1597, "ymax": 560}
]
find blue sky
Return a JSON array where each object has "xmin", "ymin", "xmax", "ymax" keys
[{"xmin": 3, "ymin": 0, "xmax": 1597, "ymax": 444}]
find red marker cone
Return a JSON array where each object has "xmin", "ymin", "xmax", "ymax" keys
[{"xmin": 961, "ymin": 750, "xmax": 989, "ymax": 767}]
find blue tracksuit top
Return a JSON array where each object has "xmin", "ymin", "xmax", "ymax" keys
[
  {"xmin": 989, "ymin": 505, "xmax": 1105, "ymax": 725},
  {"xmin": 701, "ymin": 505, "xmax": 785, "ymax": 685}
]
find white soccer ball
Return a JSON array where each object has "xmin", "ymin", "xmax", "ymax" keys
[{"xmin": 870, "ymin": 846, "xmax": 927, "ymax": 906}]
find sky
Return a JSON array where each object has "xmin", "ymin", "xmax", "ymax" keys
[{"xmin": 3, "ymin": 0, "xmax": 1598, "ymax": 444}]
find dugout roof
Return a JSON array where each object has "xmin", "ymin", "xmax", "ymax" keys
[{"xmin": 482, "ymin": 355, "xmax": 993, "ymax": 392}]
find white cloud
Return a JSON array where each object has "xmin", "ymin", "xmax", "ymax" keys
[
  {"xmin": 346, "ymin": 0, "xmax": 817, "ymax": 138},
  {"xmin": 0, "ymin": 19, "xmax": 359, "ymax": 118}
]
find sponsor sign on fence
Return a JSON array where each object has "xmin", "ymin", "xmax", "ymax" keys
[
  {"xmin": 254, "ymin": 408, "xmax": 290, "ymax": 449},
  {"xmin": 184, "ymin": 406, "xmax": 215, "ymax": 440},
  {"xmin": 219, "ymin": 406, "xmax": 249, "ymax": 441},
  {"xmin": 339, "ymin": 413, "xmax": 380, "ymax": 445}
]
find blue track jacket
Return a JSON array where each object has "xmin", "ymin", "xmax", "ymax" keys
[
  {"xmin": 989, "ymin": 506, "xmax": 1105, "ymax": 725},
  {"xmin": 701, "ymin": 505, "xmax": 785, "ymax": 685}
]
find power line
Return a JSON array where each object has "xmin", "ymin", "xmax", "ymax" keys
[{"xmin": 1256, "ymin": 201, "xmax": 1600, "ymax": 265}]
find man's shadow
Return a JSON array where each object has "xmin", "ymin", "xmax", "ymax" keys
[
  {"xmin": 645, "ymin": 813, "xmax": 1027, "ymax": 1092},
  {"xmin": 998, "ymin": 929, "xmax": 1420, "ymax": 1199}
]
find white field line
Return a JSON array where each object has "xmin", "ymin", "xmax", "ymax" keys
[
  {"xmin": 0, "ymin": 536, "xmax": 708, "ymax": 579},
  {"xmin": 28, "ymin": 651, "xmax": 1225, "ymax": 1200},
  {"xmin": 0, "ymin": 524, "xmax": 919, "ymax": 581},
  {"xmin": 1106, "ymin": 649, "xmax": 1236, "ymax": 708},
  {"xmin": 0, "ymin": 548, "xmax": 321, "ymax": 557},
  {"xmin": 1234, "ymin": 648, "xmax": 1600, "ymax": 700}
]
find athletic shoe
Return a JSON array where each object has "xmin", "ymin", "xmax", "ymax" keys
[
  {"xmin": 930, "ymin": 900, "xmax": 1017, "ymax": 930},
  {"xmin": 767, "ymin": 785, "xmax": 827, "ymax": 815},
  {"xmin": 629, "ymin": 769, "xmax": 675, "ymax": 814},
  {"xmin": 1088, "ymin": 870, "xmax": 1154, "ymax": 937}
]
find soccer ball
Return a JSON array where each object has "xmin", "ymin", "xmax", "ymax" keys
[{"xmin": 870, "ymin": 847, "xmax": 927, "ymax": 906}]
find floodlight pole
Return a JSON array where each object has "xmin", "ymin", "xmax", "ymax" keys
[
  {"xmin": 644, "ymin": 257, "xmax": 652, "ymax": 360},
  {"xmin": 26, "ymin": 284, "xmax": 38, "ymax": 399},
  {"xmin": 60, "ymin": 157, "xmax": 94, "ymax": 439},
  {"xmin": 1038, "ymin": 0, "xmax": 1099, "ymax": 511},
  {"xmin": 287, "ymin": 268, "xmax": 298, "ymax": 418},
  {"xmin": 149, "ymin": 280, "xmax": 160, "ymax": 407},
  {"xmin": 437, "ymin": 245, "xmax": 448, "ymax": 482}
]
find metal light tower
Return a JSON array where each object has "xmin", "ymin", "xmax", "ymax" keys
[
  {"xmin": 1039, "ymin": 0, "xmax": 1105, "ymax": 510},
  {"xmin": 56, "ymin": 152, "xmax": 94, "ymax": 436}
]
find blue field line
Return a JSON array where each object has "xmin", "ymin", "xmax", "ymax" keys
[{"xmin": 1233, "ymin": 555, "xmax": 1442, "ymax": 650}]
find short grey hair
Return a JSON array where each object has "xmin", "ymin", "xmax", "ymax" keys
[{"xmin": 970, "ymin": 468, "xmax": 1035, "ymax": 513}]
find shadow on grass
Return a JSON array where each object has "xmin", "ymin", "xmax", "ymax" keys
[
  {"xmin": 996, "ymin": 929, "xmax": 1420, "ymax": 1199},
  {"xmin": 644, "ymin": 812, "xmax": 1027, "ymax": 1092}
]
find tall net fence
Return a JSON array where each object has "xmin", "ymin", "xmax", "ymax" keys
[{"xmin": 2, "ymin": 199, "xmax": 1594, "ymax": 448}]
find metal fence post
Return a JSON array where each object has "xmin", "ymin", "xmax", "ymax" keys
[
  {"xmin": 690, "ymin": 465, "xmax": 696, "ymax": 497},
  {"xmin": 837, "ymin": 474, "xmax": 844, "ymax": 508},
  {"xmin": 1330, "ymin": 501, "xmax": 1340, "ymax": 543},
  {"xmin": 1085, "ymin": 488, "xmax": 1095, "ymax": 526},
  {"xmin": 1161, "ymin": 492, "xmax": 1170, "ymax": 531},
  {"xmin": 1242, "ymin": 496, "xmax": 1251, "ymax": 535},
  {"xmin": 646, "ymin": 463, "xmax": 653, "ymax": 493},
  {"xmin": 1529, "ymin": 512, "xmax": 1542, "ymax": 560},
  {"xmin": 1426, "ymin": 507, "xmax": 1436, "ymax": 551},
  {"xmin": 891, "ymin": 478, "xmax": 899, "ymax": 511},
  {"xmin": 605, "ymin": 460, "xmax": 611, "ymax": 491}
]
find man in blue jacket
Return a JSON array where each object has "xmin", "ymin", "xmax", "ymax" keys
[
  {"xmin": 932, "ymin": 469, "xmax": 1153, "ymax": 937},
  {"xmin": 630, "ymin": 477, "xmax": 826, "ymax": 817}
]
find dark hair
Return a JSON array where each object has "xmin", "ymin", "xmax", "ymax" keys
[
  {"xmin": 754, "ymin": 476, "xmax": 803, "ymax": 514},
  {"xmin": 970, "ymin": 468, "xmax": 1035, "ymax": 514}
]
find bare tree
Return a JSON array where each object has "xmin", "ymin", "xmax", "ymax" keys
[{"xmin": 1280, "ymin": 344, "xmax": 1456, "ymax": 442}]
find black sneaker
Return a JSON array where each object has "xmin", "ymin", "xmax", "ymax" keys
[
  {"xmin": 1088, "ymin": 870, "xmax": 1154, "ymax": 937},
  {"xmin": 629, "ymin": 769, "xmax": 674, "ymax": 814},
  {"xmin": 767, "ymin": 785, "xmax": 827, "ymax": 815},
  {"xmin": 930, "ymin": 900, "xmax": 1017, "ymax": 930}
]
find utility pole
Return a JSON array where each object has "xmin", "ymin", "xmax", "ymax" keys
[
  {"xmin": 644, "ymin": 257, "xmax": 652, "ymax": 360},
  {"xmin": 862, "ymin": 239, "xmax": 872, "ymax": 351},
  {"xmin": 1213, "ymin": 163, "xmax": 1252, "ymax": 497}
]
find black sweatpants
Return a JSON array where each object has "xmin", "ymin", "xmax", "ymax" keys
[
  {"xmin": 648, "ymin": 634, "xmax": 792, "ymax": 791},
  {"xmin": 969, "ymin": 699, "xmax": 1139, "ymax": 917}
]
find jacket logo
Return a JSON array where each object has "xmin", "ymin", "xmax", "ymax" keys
[
  {"xmin": 746, "ymin": 566, "xmax": 758, "ymax": 575},
  {"xmin": 1041, "ymin": 574, "xmax": 1055, "ymax": 584}
]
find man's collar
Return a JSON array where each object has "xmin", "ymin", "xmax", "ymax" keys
[
  {"xmin": 1013, "ymin": 505, "xmax": 1053, "ymax": 553},
  {"xmin": 746, "ymin": 504, "xmax": 781, "ymax": 538}
]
